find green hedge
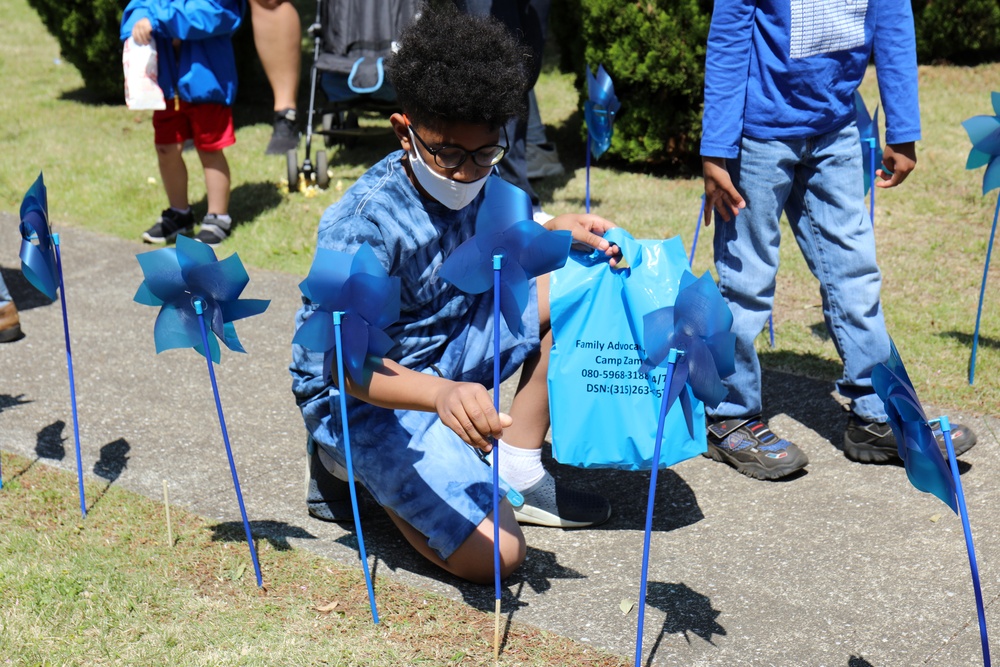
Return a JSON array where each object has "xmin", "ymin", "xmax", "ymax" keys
[
  {"xmin": 551, "ymin": 0, "xmax": 712, "ymax": 166},
  {"xmin": 912, "ymin": 0, "xmax": 1000, "ymax": 64}
]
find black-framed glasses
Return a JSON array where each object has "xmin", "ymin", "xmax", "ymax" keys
[{"xmin": 409, "ymin": 124, "xmax": 508, "ymax": 169}]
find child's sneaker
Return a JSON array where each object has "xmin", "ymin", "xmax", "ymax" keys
[
  {"xmin": 512, "ymin": 472, "xmax": 611, "ymax": 528},
  {"xmin": 704, "ymin": 416, "xmax": 809, "ymax": 480},
  {"xmin": 142, "ymin": 208, "xmax": 194, "ymax": 244},
  {"xmin": 843, "ymin": 413, "xmax": 977, "ymax": 464},
  {"xmin": 195, "ymin": 214, "xmax": 231, "ymax": 247}
]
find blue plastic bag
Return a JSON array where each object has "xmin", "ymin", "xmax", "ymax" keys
[{"xmin": 547, "ymin": 229, "xmax": 707, "ymax": 470}]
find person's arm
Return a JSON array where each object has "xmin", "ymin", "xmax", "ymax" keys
[
  {"xmin": 142, "ymin": 0, "xmax": 243, "ymax": 41},
  {"xmin": 700, "ymin": 0, "xmax": 756, "ymax": 225},
  {"xmin": 872, "ymin": 0, "xmax": 921, "ymax": 188}
]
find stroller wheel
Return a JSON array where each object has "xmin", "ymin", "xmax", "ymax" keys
[
  {"xmin": 316, "ymin": 151, "xmax": 330, "ymax": 189},
  {"xmin": 286, "ymin": 149, "xmax": 300, "ymax": 192}
]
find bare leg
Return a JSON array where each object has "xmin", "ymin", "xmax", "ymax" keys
[
  {"xmin": 197, "ymin": 149, "xmax": 230, "ymax": 215},
  {"xmin": 155, "ymin": 143, "xmax": 189, "ymax": 210},
  {"xmin": 385, "ymin": 501, "xmax": 526, "ymax": 584},
  {"xmin": 503, "ymin": 273, "xmax": 552, "ymax": 450},
  {"xmin": 248, "ymin": 0, "xmax": 301, "ymax": 111}
]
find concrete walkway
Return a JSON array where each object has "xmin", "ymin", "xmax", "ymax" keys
[{"xmin": 1, "ymin": 213, "xmax": 998, "ymax": 666}]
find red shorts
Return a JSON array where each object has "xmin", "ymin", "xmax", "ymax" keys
[{"xmin": 153, "ymin": 101, "xmax": 235, "ymax": 152}]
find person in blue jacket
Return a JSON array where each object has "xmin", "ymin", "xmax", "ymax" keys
[
  {"xmin": 699, "ymin": 0, "xmax": 975, "ymax": 480},
  {"xmin": 121, "ymin": 0, "xmax": 243, "ymax": 247}
]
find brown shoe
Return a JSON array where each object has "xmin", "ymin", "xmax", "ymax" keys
[{"xmin": 0, "ymin": 302, "xmax": 24, "ymax": 342}]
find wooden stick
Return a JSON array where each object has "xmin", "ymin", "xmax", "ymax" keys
[
  {"xmin": 163, "ymin": 480, "xmax": 173, "ymax": 547},
  {"xmin": 494, "ymin": 598, "xmax": 501, "ymax": 663}
]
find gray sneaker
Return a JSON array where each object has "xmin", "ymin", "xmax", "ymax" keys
[
  {"xmin": 142, "ymin": 208, "xmax": 194, "ymax": 244},
  {"xmin": 512, "ymin": 472, "xmax": 611, "ymax": 528},
  {"xmin": 195, "ymin": 214, "xmax": 231, "ymax": 246}
]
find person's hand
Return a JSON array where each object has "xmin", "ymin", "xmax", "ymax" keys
[
  {"xmin": 434, "ymin": 381, "xmax": 513, "ymax": 452},
  {"xmin": 702, "ymin": 156, "xmax": 745, "ymax": 226},
  {"xmin": 131, "ymin": 18, "xmax": 153, "ymax": 45},
  {"xmin": 877, "ymin": 142, "xmax": 917, "ymax": 188},
  {"xmin": 545, "ymin": 213, "xmax": 622, "ymax": 267}
]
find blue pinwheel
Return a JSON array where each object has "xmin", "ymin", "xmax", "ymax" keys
[
  {"xmin": 856, "ymin": 91, "xmax": 884, "ymax": 214},
  {"xmin": 135, "ymin": 235, "xmax": 270, "ymax": 587},
  {"xmin": 440, "ymin": 175, "xmax": 571, "ymax": 660},
  {"xmin": 17, "ymin": 173, "xmax": 87, "ymax": 515},
  {"xmin": 584, "ymin": 64, "xmax": 621, "ymax": 213},
  {"xmin": 962, "ymin": 92, "xmax": 1000, "ymax": 384},
  {"xmin": 632, "ymin": 269, "xmax": 735, "ymax": 667},
  {"xmin": 872, "ymin": 341, "xmax": 990, "ymax": 666},
  {"xmin": 293, "ymin": 242, "xmax": 401, "ymax": 624}
]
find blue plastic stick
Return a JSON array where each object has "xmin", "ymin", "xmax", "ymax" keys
[
  {"xmin": 635, "ymin": 349, "xmax": 681, "ymax": 667},
  {"xmin": 940, "ymin": 416, "xmax": 991, "ymax": 667},
  {"xmin": 53, "ymin": 235, "xmax": 86, "ymax": 518},
  {"xmin": 970, "ymin": 195, "xmax": 1000, "ymax": 384},
  {"xmin": 866, "ymin": 138, "xmax": 877, "ymax": 225},
  {"xmin": 193, "ymin": 299, "xmax": 262, "ymax": 587},
  {"xmin": 585, "ymin": 135, "xmax": 592, "ymax": 214},
  {"xmin": 492, "ymin": 254, "xmax": 503, "ymax": 660},
  {"xmin": 333, "ymin": 311, "xmax": 379, "ymax": 623},
  {"xmin": 688, "ymin": 195, "xmax": 705, "ymax": 267}
]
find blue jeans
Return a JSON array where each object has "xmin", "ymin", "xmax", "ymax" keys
[{"xmin": 710, "ymin": 124, "xmax": 890, "ymax": 423}]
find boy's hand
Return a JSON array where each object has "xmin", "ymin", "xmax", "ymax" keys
[
  {"xmin": 877, "ymin": 142, "xmax": 917, "ymax": 188},
  {"xmin": 434, "ymin": 382, "xmax": 513, "ymax": 452},
  {"xmin": 132, "ymin": 18, "xmax": 153, "ymax": 45},
  {"xmin": 702, "ymin": 156, "xmax": 745, "ymax": 225},
  {"xmin": 545, "ymin": 213, "xmax": 622, "ymax": 267}
]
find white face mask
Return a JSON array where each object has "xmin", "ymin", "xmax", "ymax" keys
[{"xmin": 407, "ymin": 127, "xmax": 489, "ymax": 210}]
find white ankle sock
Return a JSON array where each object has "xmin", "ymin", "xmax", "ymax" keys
[{"xmin": 496, "ymin": 439, "xmax": 545, "ymax": 492}]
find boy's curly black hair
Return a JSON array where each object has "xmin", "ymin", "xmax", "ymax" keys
[{"xmin": 386, "ymin": 5, "xmax": 530, "ymax": 131}]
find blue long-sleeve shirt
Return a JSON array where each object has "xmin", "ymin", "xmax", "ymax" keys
[
  {"xmin": 701, "ymin": 0, "xmax": 921, "ymax": 159},
  {"xmin": 120, "ymin": 0, "xmax": 244, "ymax": 106}
]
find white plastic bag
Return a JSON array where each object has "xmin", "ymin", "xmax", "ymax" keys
[{"xmin": 123, "ymin": 36, "xmax": 166, "ymax": 110}]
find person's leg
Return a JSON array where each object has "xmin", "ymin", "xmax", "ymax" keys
[
  {"xmin": 197, "ymin": 149, "xmax": 231, "ymax": 216},
  {"xmin": 0, "ymin": 270, "xmax": 22, "ymax": 343},
  {"xmin": 249, "ymin": 0, "xmax": 302, "ymax": 154},
  {"xmin": 192, "ymin": 104, "xmax": 236, "ymax": 245},
  {"xmin": 386, "ymin": 500, "xmax": 526, "ymax": 584},
  {"xmin": 705, "ymin": 135, "xmax": 809, "ymax": 479},
  {"xmin": 156, "ymin": 143, "xmax": 189, "ymax": 211},
  {"xmin": 503, "ymin": 272, "xmax": 551, "ymax": 449}
]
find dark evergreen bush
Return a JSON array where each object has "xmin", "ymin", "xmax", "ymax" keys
[
  {"xmin": 912, "ymin": 0, "xmax": 1000, "ymax": 65},
  {"xmin": 552, "ymin": 0, "xmax": 711, "ymax": 166}
]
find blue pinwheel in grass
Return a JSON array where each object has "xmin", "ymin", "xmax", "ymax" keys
[
  {"xmin": 962, "ymin": 91, "xmax": 1000, "ymax": 385},
  {"xmin": 872, "ymin": 341, "xmax": 957, "ymax": 512},
  {"xmin": 963, "ymin": 91, "xmax": 1000, "ymax": 195},
  {"xmin": 134, "ymin": 235, "xmax": 270, "ymax": 362},
  {"xmin": 18, "ymin": 172, "xmax": 58, "ymax": 300},
  {"xmin": 293, "ymin": 242, "xmax": 401, "ymax": 386},
  {"xmin": 585, "ymin": 64, "xmax": 621, "ymax": 160},
  {"xmin": 439, "ymin": 177, "xmax": 572, "ymax": 334},
  {"xmin": 639, "ymin": 271, "xmax": 736, "ymax": 438},
  {"xmin": 855, "ymin": 91, "xmax": 883, "ymax": 196}
]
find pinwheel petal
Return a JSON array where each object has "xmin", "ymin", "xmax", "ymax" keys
[
  {"xmin": 678, "ymin": 389, "xmax": 695, "ymax": 442},
  {"xmin": 499, "ymin": 278, "xmax": 525, "ymax": 335},
  {"xmin": 588, "ymin": 64, "xmax": 621, "ymax": 113},
  {"xmin": 221, "ymin": 321, "xmax": 246, "ymax": 354},
  {"xmin": 220, "ymin": 298, "xmax": 271, "ymax": 323},
  {"xmin": 963, "ymin": 115, "xmax": 1000, "ymax": 154},
  {"xmin": 665, "ymin": 357, "xmax": 690, "ymax": 410},
  {"xmin": 642, "ymin": 307, "xmax": 676, "ymax": 368},
  {"xmin": 684, "ymin": 341, "xmax": 728, "ymax": 408},
  {"xmin": 293, "ymin": 309, "xmax": 337, "ymax": 354},
  {"xmin": 136, "ymin": 247, "xmax": 187, "ymax": 303},
  {"xmin": 367, "ymin": 326, "xmax": 396, "ymax": 359},
  {"xmin": 133, "ymin": 281, "xmax": 164, "ymax": 307},
  {"xmin": 347, "ymin": 273, "xmax": 400, "ymax": 328},
  {"xmin": 585, "ymin": 101, "xmax": 614, "ymax": 159},
  {"xmin": 475, "ymin": 177, "xmax": 532, "ymax": 237},
  {"xmin": 301, "ymin": 247, "xmax": 354, "ymax": 306},
  {"xmin": 439, "ymin": 236, "xmax": 494, "ymax": 294},
  {"xmin": 341, "ymin": 313, "xmax": 371, "ymax": 385},
  {"xmin": 188, "ymin": 253, "xmax": 251, "ymax": 303},
  {"xmin": 966, "ymin": 148, "xmax": 992, "ymax": 171},
  {"xmin": 19, "ymin": 243, "xmax": 58, "ymax": 301},
  {"xmin": 983, "ymin": 155, "xmax": 1000, "ymax": 194},
  {"xmin": 175, "ymin": 235, "xmax": 218, "ymax": 275},
  {"xmin": 153, "ymin": 303, "xmax": 200, "ymax": 354},
  {"xmin": 517, "ymin": 224, "xmax": 572, "ymax": 277},
  {"xmin": 705, "ymin": 330, "xmax": 737, "ymax": 378}
]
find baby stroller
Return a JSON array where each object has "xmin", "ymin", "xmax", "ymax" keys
[{"xmin": 288, "ymin": 0, "xmax": 422, "ymax": 190}]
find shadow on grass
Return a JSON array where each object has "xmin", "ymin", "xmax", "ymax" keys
[
  {"xmin": 88, "ymin": 438, "xmax": 131, "ymax": 512},
  {"xmin": 940, "ymin": 329, "xmax": 1000, "ymax": 351},
  {"xmin": 57, "ymin": 87, "xmax": 120, "ymax": 106},
  {"xmin": 642, "ymin": 581, "xmax": 726, "ymax": 666},
  {"xmin": 211, "ymin": 519, "xmax": 318, "ymax": 551}
]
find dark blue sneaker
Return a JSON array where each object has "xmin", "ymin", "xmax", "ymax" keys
[
  {"xmin": 843, "ymin": 414, "xmax": 977, "ymax": 464},
  {"xmin": 704, "ymin": 416, "xmax": 809, "ymax": 480}
]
